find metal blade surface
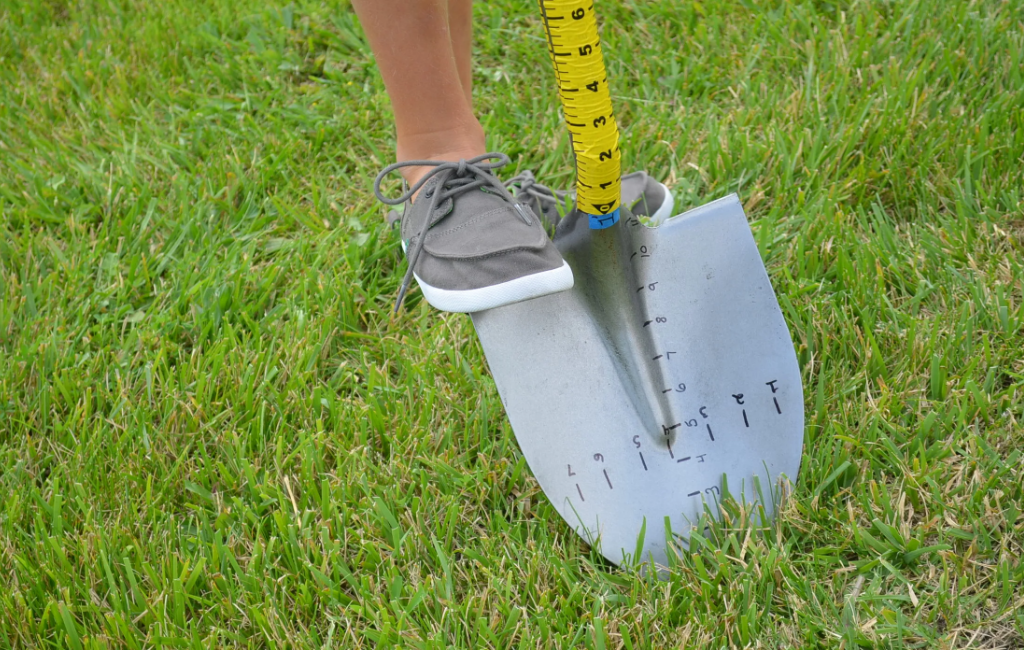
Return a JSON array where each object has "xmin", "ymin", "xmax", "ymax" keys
[{"xmin": 471, "ymin": 194, "xmax": 804, "ymax": 568}]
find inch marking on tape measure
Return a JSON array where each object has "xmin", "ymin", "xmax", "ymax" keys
[{"xmin": 539, "ymin": 0, "xmax": 621, "ymax": 228}]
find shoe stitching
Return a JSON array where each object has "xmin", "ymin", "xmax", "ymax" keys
[{"xmin": 423, "ymin": 207, "xmax": 543, "ymax": 241}]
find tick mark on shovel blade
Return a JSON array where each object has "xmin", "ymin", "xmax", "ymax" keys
[
  {"xmin": 687, "ymin": 491, "xmax": 700, "ymax": 497},
  {"xmin": 707, "ymin": 424, "xmax": 715, "ymax": 441},
  {"xmin": 639, "ymin": 452, "xmax": 647, "ymax": 470},
  {"xmin": 774, "ymin": 397, "xmax": 782, "ymax": 414},
  {"xmin": 677, "ymin": 456, "xmax": 691, "ymax": 463},
  {"xmin": 603, "ymin": 469, "xmax": 613, "ymax": 489},
  {"xmin": 576, "ymin": 484, "xmax": 584, "ymax": 501}
]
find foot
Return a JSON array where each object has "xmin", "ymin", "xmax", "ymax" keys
[
  {"xmin": 505, "ymin": 171, "xmax": 675, "ymax": 230},
  {"xmin": 374, "ymin": 153, "xmax": 574, "ymax": 313}
]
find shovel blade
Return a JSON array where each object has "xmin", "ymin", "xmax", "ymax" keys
[{"xmin": 472, "ymin": 194, "xmax": 804, "ymax": 569}]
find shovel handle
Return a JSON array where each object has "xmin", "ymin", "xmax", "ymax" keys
[{"xmin": 539, "ymin": 0, "xmax": 621, "ymax": 229}]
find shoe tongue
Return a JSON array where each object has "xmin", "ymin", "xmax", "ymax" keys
[
  {"xmin": 424, "ymin": 169, "xmax": 499, "ymax": 227},
  {"xmin": 410, "ymin": 176, "xmax": 454, "ymax": 228},
  {"xmin": 427, "ymin": 197, "xmax": 454, "ymax": 227}
]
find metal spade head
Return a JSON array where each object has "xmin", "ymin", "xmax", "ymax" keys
[{"xmin": 471, "ymin": 194, "xmax": 805, "ymax": 569}]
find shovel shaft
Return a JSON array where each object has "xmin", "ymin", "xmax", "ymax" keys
[{"xmin": 538, "ymin": 0, "xmax": 621, "ymax": 228}]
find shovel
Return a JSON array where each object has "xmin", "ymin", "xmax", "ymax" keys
[{"xmin": 468, "ymin": 0, "xmax": 805, "ymax": 569}]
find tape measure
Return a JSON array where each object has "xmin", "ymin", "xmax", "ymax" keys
[{"xmin": 539, "ymin": 0, "xmax": 621, "ymax": 229}]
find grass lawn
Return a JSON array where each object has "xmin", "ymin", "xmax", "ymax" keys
[{"xmin": 2, "ymin": 0, "xmax": 1023, "ymax": 647}]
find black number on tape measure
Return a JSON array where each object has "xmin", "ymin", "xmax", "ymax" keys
[
  {"xmin": 593, "ymin": 116, "xmax": 606, "ymax": 127},
  {"xmin": 600, "ymin": 181, "xmax": 613, "ymax": 189},
  {"xmin": 599, "ymin": 150, "xmax": 612, "ymax": 161},
  {"xmin": 572, "ymin": 7, "xmax": 585, "ymax": 19},
  {"xmin": 586, "ymin": 81, "xmax": 599, "ymax": 92},
  {"xmin": 578, "ymin": 45, "xmax": 593, "ymax": 56}
]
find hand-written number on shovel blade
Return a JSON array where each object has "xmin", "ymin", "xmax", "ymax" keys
[
  {"xmin": 687, "ymin": 486, "xmax": 722, "ymax": 498},
  {"xmin": 633, "ymin": 436, "xmax": 649, "ymax": 471},
  {"xmin": 630, "ymin": 246, "xmax": 651, "ymax": 261},
  {"xmin": 767, "ymin": 380, "xmax": 783, "ymax": 413}
]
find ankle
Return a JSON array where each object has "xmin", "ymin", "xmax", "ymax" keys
[{"xmin": 396, "ymin": 125, "xmax": 487, "ymax": 187}]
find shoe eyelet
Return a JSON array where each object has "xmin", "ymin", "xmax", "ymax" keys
[{"xmin": 424, "ymin": 188, "xmax": 434, "ymax": 198}]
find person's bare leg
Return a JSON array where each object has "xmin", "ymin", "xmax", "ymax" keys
[
  {"xmin": 449, "ymin": 0, "xmax": 474, "ymax": 108},
  {"xmin": 351, "ymin": 0, "xmax": 484, "ymax": 187}
]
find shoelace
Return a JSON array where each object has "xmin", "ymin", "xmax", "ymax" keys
[
  {"xmin": 373, "ymin": 153, "xmax": 533, "ymax": 312},
  {"xmin": 503, "ymin": 170, "xmax": 572, "ymax": 212}
]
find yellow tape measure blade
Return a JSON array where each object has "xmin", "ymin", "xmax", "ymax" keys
[{"xmin": 540, "ymin": 0, "xmax": 621, "ymax": 228}]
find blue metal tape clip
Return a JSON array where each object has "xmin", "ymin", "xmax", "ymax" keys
[{"xmin": 588, "ymin": 208, "xmax": 620, "ymax": 230}]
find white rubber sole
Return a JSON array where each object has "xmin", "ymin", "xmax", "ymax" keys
[{"xmin": 414, "ymin": 260, "xmax": 574, "ymax": 313}]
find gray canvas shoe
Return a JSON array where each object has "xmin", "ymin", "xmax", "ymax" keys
[
  {"xmin": 374, "ymin": 153, "xmax": 573, "ymax": 313},
  {"xmin": 506, "ymin": 170, "xmax": 675, "ymax": 229}
]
